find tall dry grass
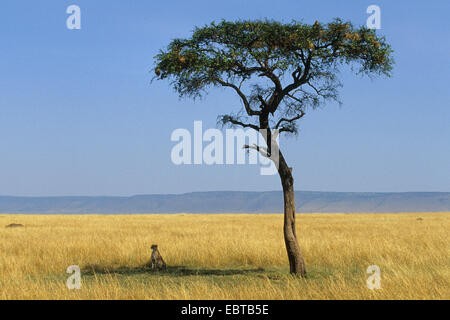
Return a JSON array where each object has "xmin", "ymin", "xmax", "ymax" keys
[{"xmin": 0, "ymin": 213, "xmax": 448, "ymax": 299}]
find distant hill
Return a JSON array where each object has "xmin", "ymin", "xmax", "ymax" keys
[{"xmin": 0, "ymin": 191, "xmax": 449, "ymax": 214}]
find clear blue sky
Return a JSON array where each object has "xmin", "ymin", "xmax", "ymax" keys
[{"xmin": 0, "ymin": 0, "xmax": 449, "ymax": 196}]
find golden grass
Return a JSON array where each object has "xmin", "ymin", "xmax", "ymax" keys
[{"xmin": 0, "ymin": 213, "xmax": 448, "ymax": 300}]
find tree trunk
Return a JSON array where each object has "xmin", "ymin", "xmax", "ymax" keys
[{"xmin": 278, "ymin": 151, "xmax": 307, "ymax": 276}]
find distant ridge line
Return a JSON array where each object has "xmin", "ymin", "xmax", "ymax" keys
[{"xmin": 0, "ymin": 191, "xmax": 449, "ymax": 214}]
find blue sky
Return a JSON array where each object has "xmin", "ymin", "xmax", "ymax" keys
[{"xmin": 0, "ymin": 0, "xmax": 449, "ymax": 196}]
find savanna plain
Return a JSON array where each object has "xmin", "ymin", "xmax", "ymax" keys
[{"xmin": 0, "ymin": 213, "xmax": 448, "ymax": 300}]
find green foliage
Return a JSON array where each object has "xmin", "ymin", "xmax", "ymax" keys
[{"xmin": 154, "ymin": 19, "xmax": 394, "ymax": 134}]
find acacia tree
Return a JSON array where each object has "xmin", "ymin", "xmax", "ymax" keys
[{"xmin": 154, "ymin": 19, "xmax": 393, "ymax": 276}]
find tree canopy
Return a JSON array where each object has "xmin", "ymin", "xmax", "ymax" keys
[{"xmin": 153, "ymin": 19, "xmax": 394, "ymax": 135}]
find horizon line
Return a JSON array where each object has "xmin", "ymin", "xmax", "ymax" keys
[{"xmin": 1, "ymin": 190, "xmax": 450, "ymax": 198}]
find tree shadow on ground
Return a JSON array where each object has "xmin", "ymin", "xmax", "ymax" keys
[{"xmin": 81, "ymin": 263, "xmax": 266, "ymax": 277}]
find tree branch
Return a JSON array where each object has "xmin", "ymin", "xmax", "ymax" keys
[
  {"xmin": 215, "ymin": 78, "xmax": 260, "ymax": 116},
  {"xmin": 219, "ymin": 115, "xmax": 260, "ymax": 131},
  {"xmin": 249, "ymin": 53, "xmax": 283, "ymax": 93},
  {"xmin": 282, "ymin": 53, "xmax": 312, "ymax": 96},
  {"xmin": 267, "ymin": 52, "xmax": 313, "ymax": 114},
  {"xmin": 243, "ymin": 144, "xmax": 271, "ymax": 158},
  {"xmin": 275, "ymin": 110, "xmax": 306, "ymax": 129}
]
